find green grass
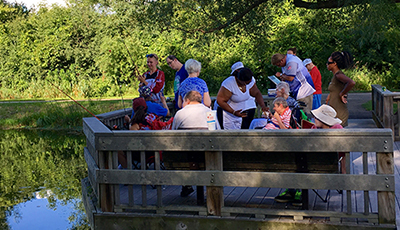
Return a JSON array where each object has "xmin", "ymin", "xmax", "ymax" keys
[
  {"xmin": 0, "ymin": 99, "xmax": 131, "ymax": 130},
  {"xmin": 362, "ymin": 100, "xmax": 398, "ymax": 113},
  {"xmin": 362, "ymin": 100, "xmax": 372, "ymax": 111}
]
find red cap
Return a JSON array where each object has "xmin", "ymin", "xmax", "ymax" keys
[{"xmin": 132, "ymin": 97, "xmax": 147, "ymax": 111}]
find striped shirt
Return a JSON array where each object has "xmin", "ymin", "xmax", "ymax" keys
[{"xmin": 263, "ymin": 107, "xmax": 291, "ymax": 129}]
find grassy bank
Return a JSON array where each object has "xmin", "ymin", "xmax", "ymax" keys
[{"xmin": 0, "ymin": 99, "xmax": 131, "ymax": 130}]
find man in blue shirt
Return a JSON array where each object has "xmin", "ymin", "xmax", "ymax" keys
[
  {"xmin": 127, "ymin": 86, "xmax": 169, "ymax": 122},
  {"xmin": 166, "ymin": 55, "xmax": 189, "ymax": 109},
  {"xmin": 271, "ymin": 53, "xmax": 315, "ymax": 113}
]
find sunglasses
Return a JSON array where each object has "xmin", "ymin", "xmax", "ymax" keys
[
  {"xmin": 326, "ymin": 61, "xmax": 335, "ymax": 65},
  {"xmin": 146, "ymin": 54, "xmax": 158, "ymax": 60}
]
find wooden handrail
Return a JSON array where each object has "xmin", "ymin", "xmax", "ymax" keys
[{"xmin": 82, "ymin": 111, "xmax": 396, "ymax": 227}]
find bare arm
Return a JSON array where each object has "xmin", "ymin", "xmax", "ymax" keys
[
  {"xmin": 160, "ymin": 96, "xmax": 170, "ymax": 116},
  {"xmin": 216, "ymin": 86, "xmax": 246, "ymax": 117},
  {"xmin": 275, "ymin": 72, "xmax": 294, "ymax": 82},
  {"xmin": 250, "ymin": 84, "xmax": 268, "ymax": 112},
  {"xmin": 273, "ymin": 112, "xmax": 288, "ymax": 129},
  {"xmin": 137, "ymin": 74, "xmax": 148, "ymax": 86},
  {"xmin": 129, "ymin": 123, "xmax": 140, "ymax": 130},
  {"xmin": 336, "ymin": 73, "xmax": 355, "ymax": 103},
  {"xmin": 203, "ymin": 92, "xmax": 212, "ymax": 108},
  {"xmin": 178, "ymin": 95, "xmax": 183, "ymax": 108}
]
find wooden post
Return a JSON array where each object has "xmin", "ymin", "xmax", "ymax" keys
[
  {"xmin": 205, "ymin": 151, "xmax": 223, "ymax": 216},
  {"xmin": 99, "ymin": 151, "xmax": 114, "ymax": 212},
  {"xmin": 383, "ymin": 95, "xmax": 394, "ymax": 132},
  {"xmin": 376, "ymin": 152, "xmax": 396, "ymax": 224}
]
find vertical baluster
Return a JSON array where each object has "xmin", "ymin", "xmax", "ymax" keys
[
  {"xmin": 362, "ymin": 152, "xmax": 369, "ymax": 216},
  {"xmin": 155, "ymin": 151, "xmax": 163, "ymax": 211},
  {"xmin": 345, "ymin": 152, "xmax": 352, "ymax": 215},
  {"xmin": 113, "ymin": 151, "xmax": 120, "ymax": 207},
  {"xmin": 127, "ymin": 151, "xmax": 134, "ymax": 207},
  {"xmin": 141, "ymin": 151, "xmax": 147, "ymax": 207}
]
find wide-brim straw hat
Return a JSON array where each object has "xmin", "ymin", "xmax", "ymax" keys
[{"xmin": 311, "ymin": 104, "xmax": 342, "ymax": 126}]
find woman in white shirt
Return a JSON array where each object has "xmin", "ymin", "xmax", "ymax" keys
[{"xmin": 217, "ymin": 66, "xmax": 268, "ymax": 129}]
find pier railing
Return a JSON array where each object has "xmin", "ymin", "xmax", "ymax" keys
[
  {"xmin": 372, "ymin": 84, "xmax": 400, "ymax": 141},
  {"xmin": 82, "ymin": 110, "xmax": 396, "ymax": 229}
]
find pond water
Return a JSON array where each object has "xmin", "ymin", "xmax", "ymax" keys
[{"xmin": 0, "ymin": 129, "xmax": 89, "ymax": 230}]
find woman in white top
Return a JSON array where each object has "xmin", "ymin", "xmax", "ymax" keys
[{"xmin": 217, "ymin": 67, "xmax": 268, "ymax": 129}]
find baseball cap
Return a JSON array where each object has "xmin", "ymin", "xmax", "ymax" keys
[
  {"xmin": 303, "ymin": 58, "xmax": 312, "ymax": 66},
  {"xmin": 231, "ymin": 62, "xmax": 244, "ymax": 74}
]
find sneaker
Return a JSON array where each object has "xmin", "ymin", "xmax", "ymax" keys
[
  {"xmin": 292, "ymin": 190, "xmax": 303, "ymax": 207},
  {"xmin": 180, "ymin": 186, "xmax": 195, "ymax": 197},
  {"xmin": 274, "ymin": 189, "xmax": 294, "ymax": 203}
]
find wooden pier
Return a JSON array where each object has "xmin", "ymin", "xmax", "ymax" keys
[{"xmin": 81, "ymin": 108, "xmax": 397, "ymax": 229}]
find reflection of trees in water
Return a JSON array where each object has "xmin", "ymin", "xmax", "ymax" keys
[{"xmin": 0, "ymin": 129, "xmax": 89, "ymax": 229}]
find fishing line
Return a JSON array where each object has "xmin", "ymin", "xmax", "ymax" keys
[{"xmin": 45, "ymin": 79, "xmax": 101, "ymax": 121}]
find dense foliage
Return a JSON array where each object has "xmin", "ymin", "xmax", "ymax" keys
[{"xmin": 0, "ymin": 0, "xmax": 399, "ymax": 99}]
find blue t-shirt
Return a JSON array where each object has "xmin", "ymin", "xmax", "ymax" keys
[
  {"xmin": 174, "ymin": 64, "xmax": 189, "ymax": 108},
  {"xmin": 131, "ymin": 100, "xmax": 168, "ymax": 118},
  {"xmin": 178, "ymin": 77, "xmax": 209, "ymax": 103}
]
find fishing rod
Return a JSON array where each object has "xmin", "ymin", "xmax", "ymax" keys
[
  {"xmin": 45, "ymin": 79, "xmax": 101, "ymax": 121},
  {"xmin": 120, "ymin": 37, "xmax": 141, "ymax": 79}
]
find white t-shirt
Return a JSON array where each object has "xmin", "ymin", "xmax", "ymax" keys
[
  {"xmin": 221, "ymin": 76, "xmax": 256, "ymax": 130},
  {"xmin": 171, "ymin": 103, "xmax": 211, "ymax": 130}
]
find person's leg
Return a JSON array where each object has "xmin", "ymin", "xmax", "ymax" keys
[
  {"xmin": 118, "ymin": 151, "xmax": 127, "ymax": 169},
  {"xmin": 312, "ymin": 94, "xmax": 322, "ymax": 110},
  {"xmin": 298, "ymin": 94, "xmax": 313, "ymax": 114},
  {"xmin": 249, "ymin": 118, "xmax": 268, "ymax": 129},
  {"xmin": 217, "ymin": 107, "xmax": 224, "ymax": 129},
  {"xmin": 241, "ymin": 108, "xmax": 255, "ymax": 129}
]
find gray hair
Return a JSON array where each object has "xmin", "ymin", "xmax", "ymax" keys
[
  {"xmin": 184, "ymin": 90, "xmax": 202, "ymax": 103},
  {"xmin": 185, "ymin": 59, "xmax": 201, "ymax": 74},
  {"xmin": 276, "ymin": 82, "xmax": 290, "ymax": 96},
  {"xmin": 273, "ymin": 97, "xmax": 288, "ymax": 108}
]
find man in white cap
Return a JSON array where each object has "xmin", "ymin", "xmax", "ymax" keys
[{"xmin": 303, "ymin": 58, "xmax": 322, "ymax": 109}]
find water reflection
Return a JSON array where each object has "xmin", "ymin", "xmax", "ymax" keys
[{"xmin": 0, "ymin": 129, "xmax": 89, "ymax": 229}]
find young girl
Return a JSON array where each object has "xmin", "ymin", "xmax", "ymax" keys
[
  {"xmin": 310, "ymin": 104, "xmax": 346, "ymax": 173},
  {"xmin": 310, "ymin": 104, "xmax": 343, "ymax": 129}
]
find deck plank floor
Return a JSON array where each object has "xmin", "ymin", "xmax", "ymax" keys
[{"xmin": 116, "ymin": 139, "xmax": 400, "ymax": 227}]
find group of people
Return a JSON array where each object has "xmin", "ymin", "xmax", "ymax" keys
[
  {"xmin": 125, "ymin": 48, "xmax": 355, "ymax": 132},
  {"xmin": 122, "ymin": 49, "xmax": 356, "ymax": 200}
]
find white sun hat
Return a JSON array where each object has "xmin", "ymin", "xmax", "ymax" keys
[
  {"xmin": 311, "ymin": 104, "xmax": 342, "ymax": 126},
  {"xmin": 231, "ymin": 62, "xmax": 244, "ymax": 74},
  {"xmin": 303, "ymin": 58, "xmax": 312, "ymax": 66}
]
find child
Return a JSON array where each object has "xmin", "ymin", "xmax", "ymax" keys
[
  {"xmin": 310, "ymin": 104, "xmax": 343, "ymax": 129},
  {"xmin": 263, "ymin": 97, "xmax": 291, "ymax": 129},
  {"xmin": 310, "ymin": 104, "xmax": 346, "ymax": 174}
]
